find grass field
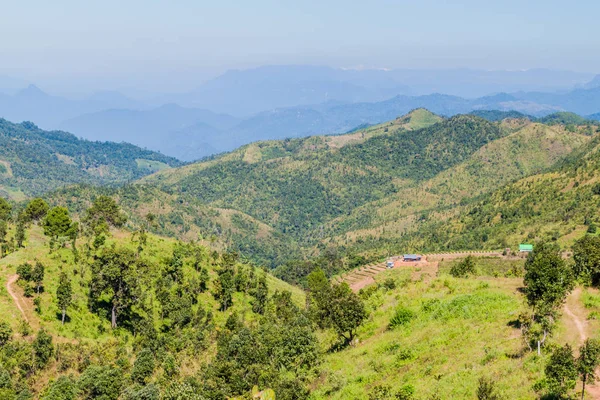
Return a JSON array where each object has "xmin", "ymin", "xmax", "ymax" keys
[{"xmin": 312, "ymin": 258, "xmax": 598, "ymax": 399}]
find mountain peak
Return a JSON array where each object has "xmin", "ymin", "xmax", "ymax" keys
[
  {"xmin": 16, "ymin": 84, "xmax": 47, "ymax": 98},
  {"xmin": 584, "ymin": 74, "xmax": 600, "ymax": 89}
]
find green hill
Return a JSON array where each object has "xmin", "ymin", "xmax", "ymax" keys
[
  {"xmin": 0, "ymin": 119, "xmax": 182, "ymax": 200},
  {"xmin": 133, "ymin": 110, "xmax": 594, "ymax": 267},
  {"xmin": 2, "ymin": 110, "xmax": 600, "ymax": 399},
  {"xmin": 145, "ymin": 112, "xmax": 499, "ymax": 241}
]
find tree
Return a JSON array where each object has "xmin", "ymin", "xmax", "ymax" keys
[
  {"xmin": 43, "ymin": 207, "xmax": 75, "ymax": 240},
  {"xmin": 545, "ymin": 344, "xmax": 577, "ymax": 399},
  {"xmin": 56, "ymin": 272, "xmax": 72, "ymax": 325},
  {"xmin": 32, "ymin": 260, "xmax": 45, "ymax": 293},
  {"xmin": 78, "ymin": 365, "xmax": 123, "ymax": 400},
  {"xmin": 84, "ymin": 196, "xmax": 127, "ymax": 235},
  {"xmin": 306, "ymin": 268, "xmax": 332, "ymax": 329},
  {"xmin": 573, "ymin": 235, "xmax": 600, "ymax": 285},
  {"xmin": 252, "ymin": 270, "xmax": 268, "ymax": 315},
  {"xmin": 0, "ymin": 198, "xmax": 11, "ymax": 221},
  {"xmin": 328, "ymin": 283, "xmax": 367, "ymax": 345},
  {"xmin": 89, "ymin": 246, "xmax": 142, "ymax": 328},
  {"xmin": 578, "ymin": 339, "xmax": 600, "ymax": 400},
  {"xmin": 523, "ymin": 242, "xmax": 574, "ymax": 354},
  {"xmin": 17, "ymin": 262, "xmax": 32, "ymax": 282},
  {"xmin": 213, "ymin": 260, "xmax": 235, "ymax": 312},
  {"xmin": 33, "ymin": 328, "xmax": 54, "ymax": 368},
  {"xmin": 198, "ymin": 267, "xmax": 209, "ymax": 293},
  {"xmin": 15, "ymin": 219, "xmax": 25, "ymax": 248},
  {"xmin": 0, "ymin": 220, "xmax": 6, "ymax": 244},
  {"xmin": 41, "ymin": 376, "xmax": 78, "ymax": 400},
  {"xmin": 23, "ymin": 198, "xmax": 49, "ymax": 222},
  {"xmin": 524, "ymin": 242, "xmax": 573, "ymax": 312}
]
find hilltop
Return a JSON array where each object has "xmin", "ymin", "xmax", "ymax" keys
[{"xmin": 0, "ymin": 118, "xmax": 182, "ymax": 200}]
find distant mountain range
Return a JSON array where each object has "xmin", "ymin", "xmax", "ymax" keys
[
  {"xmin": 161, "ymin": 66, "xmax": 594, "ymax": 115},
  {"xmin": 2, "ymin": 66, "xmax": 600, "ymax": 161},
  {"xmin": 0, "ymin": 84, "xmax": 145, "ymax": 127}
]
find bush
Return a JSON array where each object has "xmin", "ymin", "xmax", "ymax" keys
[
  {"xmin": 33, "ymin": 329, "xmax": 53, "ymax": 368},
  {"xmin": 389, "ymin": 306, "xmax": 415, "ymax": 328},
  {"xmin": 78, "ymin": 365, "xmax": 123, "ymax": 400},
  {"xmin": 122, "ymin": 384, "xmax": 159, "ymax": 400},
  {"xmin": 0, "ymin": 322, "xmax": 12, "ymax": 346},
  {"xmin": 450, "ymin": 256, "xmax": 476, "ymax": 278},
  {"xmin": 23, "ymin": 285, "xmax": 33, "ymax": 298},
  {"xmin": 131, "ymin": 349, "xmax": 155, "ymax": 384},
  {"xmin": 382, "ymin": 278, "xmax": 396, "ymax": 290},
  {"xmin": 395, "ymin": 384, "xmax": 415, "ymax": 400},
  {"xmin": 16, "ymin": 263, "xmax": 32, "ymax": 282},
  {"xmin": 42, "ymin": 376, "xmax": 78, "ymax": 400}
]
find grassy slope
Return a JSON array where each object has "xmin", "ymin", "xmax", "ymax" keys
[
  {"xmin": 0, "ymin": 225, "xmax": 304, "ymax": 342},
  {"xmin": 312, "ymin": 258, "xmax": 600, "ymax": 399}
]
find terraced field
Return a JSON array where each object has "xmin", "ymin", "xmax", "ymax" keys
[{"xmin": 339, "ymin": 251, "xmax": 506, "ymax": 291}]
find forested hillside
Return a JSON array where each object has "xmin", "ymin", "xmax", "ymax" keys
[
  {"xmin": 0, "ymin": 119, "xmax": 182, "ymax": 199},
  {"xmin": 130, "ymin": 110, "xmax": 593, "ymax": 271},
  {"xmin": 388, "ymin": 131, "xmax": 600, "ymax": 253}
]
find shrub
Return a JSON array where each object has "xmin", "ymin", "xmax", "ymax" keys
[
  {"xmin": 78, "ymin": 365, "xmax": 123, "ymax": 400},
  {"xmin": 42, "ymin": 376, "xmax": 78, "ymax": 400},
  {"xmin": 23, "ymin": 285, "xmax": 34, "ymax": 298},
  {"xmin": 395, "ymin": 384, "xmax": 415, "ymax": 399},
  {"xmin": 0, "ymin": 322, "xmax": 12, "ymax": 346},
  {"xmin": 122, "ymin": 384, "xmax": 159, "ymax": 400},
  {"xmin": 369, "ymin": 384, "xmax": 392, "ymax": 400},
  {"xmin": 450, "ymin": 256, "xmax": 476, "ymax": 278},
  {"xmin": 382, "ymin": 278, "xmax": 396, "ymax": 290},
  {"xmin": 131, "ymin": 348, "xmax": 155, "ymax": 384},
  {"xmin": 16, "ymin": 263, "xmax": 32, "ymax": 282},
  {"xmin": 389, "ymin": 306, "xmax": 415, "ymax": 328},
  {"xmin": 33, "ymin": 329, "xmax": 53, "ymax": 368}
]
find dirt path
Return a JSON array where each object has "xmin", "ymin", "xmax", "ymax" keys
[
  {"xmin": 563, "ymin": 287, "xmax": 600, "ymax": 399},
  {"xmin": 564, "ymin": 287, "xmax": 586, "ymax": 345},
  {"xmin": 6, "ymin": 274, "xmax": 28, "ymax": 323}
]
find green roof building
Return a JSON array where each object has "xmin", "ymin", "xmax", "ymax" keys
[{"xmin": 519, "ymin": 244, "xmax": 533, "ymax": 252}]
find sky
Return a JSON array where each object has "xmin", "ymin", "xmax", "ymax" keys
[{"xmin": 1, "ymin": 0, "xmax": 599, "ymax": 95}]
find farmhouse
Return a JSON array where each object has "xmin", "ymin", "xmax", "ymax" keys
[{"xmin": 403, "ymin": 254, "xmax": 422, "ymax": 262}]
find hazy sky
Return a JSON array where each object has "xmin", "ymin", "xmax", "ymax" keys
[{"xmin": 2, "ymin": 0, "xmax": 599, "ymax": 94}]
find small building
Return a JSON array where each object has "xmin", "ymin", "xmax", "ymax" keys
[
  {"xmin": 403, "ymin": 254, "xmax": 422, "ymax": 262},
  {"xmin": 519, "ymin": 244, "xmax": 533, "ymax": 253},
  {"xmin": 386, "ymin": 260, "xmax": 394, "ymax": 269}
]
